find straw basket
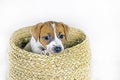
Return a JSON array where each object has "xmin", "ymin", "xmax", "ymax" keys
[{"xmin": 8, "ymin": 26, "xmax": 91, "ymax": 80}]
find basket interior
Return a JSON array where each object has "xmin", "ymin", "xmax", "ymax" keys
[{"xmin": 12, "ymin": 27, "xmax": 86, "ymax": 52}]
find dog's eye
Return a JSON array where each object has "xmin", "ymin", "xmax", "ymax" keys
[
  {"xmin": 59, "ymin": 34, "xmax": 64, "ymax": 39},
  {"xmin": 43, "ymin": 36, "xmax": 50, "ymax": 40}
]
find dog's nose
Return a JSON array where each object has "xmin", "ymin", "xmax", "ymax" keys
[{"xmin": 53, "ymin": 46, "xmax": 62, "ymax": 53}]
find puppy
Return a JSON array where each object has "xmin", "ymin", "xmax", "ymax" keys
[{"xmin": 24, "ymin": 21, "xmax": 69, "ymax": 55}]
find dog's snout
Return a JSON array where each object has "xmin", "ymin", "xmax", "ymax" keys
[{"xmin": 53, "ymin": 46, "xmax": 62, "ymax": 53}]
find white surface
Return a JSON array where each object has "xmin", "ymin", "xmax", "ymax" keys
[{"xmin": 0, "ymin": 0, "xmax": 120, "ymax": 80}]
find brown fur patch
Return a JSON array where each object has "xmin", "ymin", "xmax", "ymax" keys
[
  {"xmin": 56, "ymin": 23, "xmax": 69, "ymax": 41},
  {"xmin": 56, "ymin": 23, "xmax": 66, "ymax": 42},
  {"xmin": 30, "ymin": 23, "xmax": 43, "ymax": 41},
  {"xmin": 39, "ymin": 23, "xmax": 54, "ymax": 48}
]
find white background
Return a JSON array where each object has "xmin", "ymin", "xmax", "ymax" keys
[{"xmin": 0, "ymin": 0, "xmax": 120, "ymax": 80}]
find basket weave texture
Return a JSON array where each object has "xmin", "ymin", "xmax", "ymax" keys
[{"xmin": 8, "ymin": 27, "xmax": 91, "ymax": 80}]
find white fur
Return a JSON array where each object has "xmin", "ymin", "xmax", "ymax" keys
[
  {"xmin": 30, "ymin": 23, "xmax": 64, "ymax": 54},
  {"xmin": 46, "ymin": 23, "xmax": 64, "ymax": 52},
  {"xmin": 30, "ymin": 37, "xmax": 44, "ymax": 53}
]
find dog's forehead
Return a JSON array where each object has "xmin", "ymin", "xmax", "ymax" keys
[
  {"xmin": 40, "ymin": 22, "xmax": 65, "ymax": 36},
  {"xmin": 40, "ymin": 23, "xmax": 54, "ymax": 35}
]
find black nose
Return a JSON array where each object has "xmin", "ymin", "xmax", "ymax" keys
[{"xmin": 53, "ymin": 46, "xmax": 62, "ymax": 53}]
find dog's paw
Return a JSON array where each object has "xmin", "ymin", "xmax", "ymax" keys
[
  {"xmin": 41, "ymin": 50, "xmax": 52, "ymax": 56},
  {"xmin": 46, "ymin": 52, "xmax": 51, "ymax": 56}
]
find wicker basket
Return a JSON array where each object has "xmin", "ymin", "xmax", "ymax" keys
[{"xmin": 8, "ymin": 26, "xmax": 91, "ymax": 80}]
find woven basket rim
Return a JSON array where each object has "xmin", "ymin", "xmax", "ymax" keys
[{"xmin": 10, "ymin": 26, "xmax": 88, "ymax": 58}]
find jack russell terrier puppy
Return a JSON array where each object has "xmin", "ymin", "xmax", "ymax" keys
[{"xmin": 24, "ymin": 21, "xmax": 69, "ymax": 55}]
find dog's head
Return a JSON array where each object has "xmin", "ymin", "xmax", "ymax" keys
[{"xmin": 31, "ymin": 21, "xmax": 69, "ymax": 53}]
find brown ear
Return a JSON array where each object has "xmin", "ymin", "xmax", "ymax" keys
[
  {"xmin": 61, "ymin": 23, "xmax": 70, "ymax": 40},
  {"xmin": 30, "ymin": 23, "xmax": 43, "ymax": 41}
]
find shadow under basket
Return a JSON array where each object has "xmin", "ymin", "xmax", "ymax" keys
[{"xmin": 8, "ymin": 27, "xmax": 91, "ymax": 80}]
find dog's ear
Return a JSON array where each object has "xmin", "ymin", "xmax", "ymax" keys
[
  {"xmin": 61, "ymin": 23, "xmax": 69, "ymax": 40},
  {"xmin": 30, "ymin": 23, "xmax": 43, "ymax": 41}
]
